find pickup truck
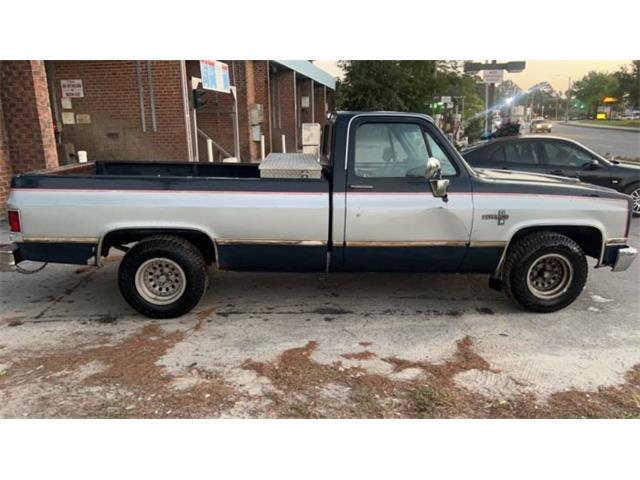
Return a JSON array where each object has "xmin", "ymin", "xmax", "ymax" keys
[{"xmin": 2, "ymin": 111, "xmax": 637, "ymax": 318}]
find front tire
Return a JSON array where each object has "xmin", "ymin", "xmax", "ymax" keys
[
  {"xmin": 502, "ymin": 232, "xmax": 587, "ymax": 313},
  {"xmin": 118, "ymin": 235, "xmax": 209, "ymax": 318},
  {"xmin": 624, "ymin": 182, "xmax": 640, "ymax": 217}
]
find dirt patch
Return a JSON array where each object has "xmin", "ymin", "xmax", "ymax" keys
[
  {"xmin": 341, "ymin": 351, "xmax": 376, "ymax": 361},
  {"xmin": 310, "ymin": 307, "xmax": 353, "ymax": 315},
  {"xmin": 241, "ymin": 336, "xmax": 640, "ymax": 418},
  {"xmin": 0, "ymin": 324, "xmax": 238, "ymax": 418},
  {"xmin": 384, "ymin": 336, "xmax": 495, "ymax": 387}
]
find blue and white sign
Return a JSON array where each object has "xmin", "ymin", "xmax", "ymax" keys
[{"xmin": 200, "ymin": 60, "xmax": 231, "ymax": 94}]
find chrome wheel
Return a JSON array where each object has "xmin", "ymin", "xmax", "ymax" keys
[
  {"xmin": 134, "ymin": 258, "xmax": 186, "ymax": 305},
  {"xmin": 526, "ymin": 253, "xmax": 574, "ymax": 300},
  {"xmin": 631, "ymin": 188, "xmax": 640, "ymax": 215}
]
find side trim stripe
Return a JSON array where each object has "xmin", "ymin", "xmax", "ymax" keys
[
  {"xmin": 22, "ymin": 236, "xmax": 99, "ymax": 244},
  {"xmin": 215, "ymin": 239, "xmax": 326, "ymax": 246}
]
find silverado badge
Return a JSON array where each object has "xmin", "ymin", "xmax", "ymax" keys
[{"xmin": 482, "ymin": 210, "xmax": 509, "ymax": 226}]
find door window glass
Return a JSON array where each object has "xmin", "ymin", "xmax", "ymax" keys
[
  {"xmin": 543, "ymin": 141, "xmax": 595, "ymax": 167},
  {"xmin": 424, "ymin": 132, "xmax": 457, "ymax": 176},
  {"xmin": 486, "ymin": 145, "xmax": 506, "ymax": 165},
  {"xmin": 354, "ymin": 122, "xmax": 457, "ymax": 178},
  {"xmin": 504, "ymin": 142, "xmax": 541, "ymax": 165},
  {"xmin": 354, "ymin": 123, "xmax": 426, "ymax": 178}
]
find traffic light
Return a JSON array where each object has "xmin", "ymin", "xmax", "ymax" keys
[{"xmin": 192, "ymin": 87, "xmax": 208, "ymax": 109}]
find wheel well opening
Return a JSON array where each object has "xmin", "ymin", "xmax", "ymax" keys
[
  {"xmin": 101, "ymin": 228, "xmax": 216, "ymax": 264},
  {"xmin": 509, "ymin": 225, "xmax": 603, "ymax": 259}
]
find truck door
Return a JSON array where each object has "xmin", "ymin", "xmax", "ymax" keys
[{"xmin": 342, "ymin": 115, "xmax": 473, "ymax": 272}]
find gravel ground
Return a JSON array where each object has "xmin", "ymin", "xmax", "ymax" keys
[{"xmin": 1, "ymin": 220, "xmax": 639, "ymax": 418}]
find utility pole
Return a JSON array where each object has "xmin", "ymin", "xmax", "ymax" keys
[
  {"xmin": 565, "ymin": 77, "xmax": 571, "ymax": 123},
  {"xmin": 463, "ymin": 60, "xmax": 526, "ymax": 134}
]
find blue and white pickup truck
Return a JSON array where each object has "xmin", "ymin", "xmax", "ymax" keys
[{"xmin": 2, "ymin": 111, "xmax": 636, "ymax": 318}]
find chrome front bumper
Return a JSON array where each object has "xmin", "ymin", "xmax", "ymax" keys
[
  {"xmin": 0, "ymin": 243, "xmax": 20, "ymax": 272},
  {"xmin": 612, "ymin": 246, "xmax": 637, "ymax": 272}
]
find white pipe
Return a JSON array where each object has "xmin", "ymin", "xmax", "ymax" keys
[
  {"xmin": 281, "ymin": 134, "xmax": 286, "ymax": 153},
  {"xmin": 207, "ymin": 139, "xmax": 214, "ymax": 163},
  {"xmin": 231, "ymin": 85, "xmax": 241, "ymax": 161},
  {"xmin": 260, "ymin": 135, "xmax": 265, "ymax": 160},
  {"xmin": 179, "ymin": 60, "xmax": 194, "ymax": 161}
]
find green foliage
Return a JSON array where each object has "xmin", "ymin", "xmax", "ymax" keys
[
  {"xmin": 614, "ymin": 60, "xmax": 640, "ymax": 108},
  {"xmin": 571, "ymin": 71, "xmax": 620, "ymax": 114},
  {"xmin": 336, "ymin": 60, "xmax": 486, "ymax": 140}
]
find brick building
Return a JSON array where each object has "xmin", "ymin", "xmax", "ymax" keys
[{"xmin": 0, "ymin": 60, "xmax": 336, "ymax": 209}]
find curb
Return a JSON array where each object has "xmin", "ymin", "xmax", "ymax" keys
[{"xmin": 559, "ymin": 122, "xmax": 640, "ymax": 133}]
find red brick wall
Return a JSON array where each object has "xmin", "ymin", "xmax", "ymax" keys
[
  {"xmin": 314, "ymin": 83, "xmax": 327, "ymax": 124},
  {"xmin": 252, "ymin": 61, "xmax": 271, "ymax": 158},
  {"xmin": 298, "ymin": 78, "xmax": 313, "ymax": 129},
  {"xmin": 270, "ymin": 69, "xmax": 297, "ymax": 153},
  {"xmin": 50, "ymin": 60, "xmax": 188, "ymax": 161},
  {"xmin": 0, "ymin": 60, "xmax": 59, "ymax": 209},
  {"xmin": 0, "ymin": 96, "xmax": 11, "ymax": 209}
]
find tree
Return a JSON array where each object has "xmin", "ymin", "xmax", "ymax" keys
[
  {"xmin": 336, "ymin": 60, "xmax": 438, "ymax": 112},
  {"xmin": 336, "ymin": 60, "xmax": 486, "ymax": 139},
  {"xmin": 570, "ymin": 71, "xmax": 619, "ymax": 116},
  {"xmin": 614, "ymin": 60, "xmax": 640, "ymax": 108}
]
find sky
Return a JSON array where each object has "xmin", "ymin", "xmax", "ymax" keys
[{"xmin": 313, "ymin": 60, "xmax": 632, "ymax": 92}]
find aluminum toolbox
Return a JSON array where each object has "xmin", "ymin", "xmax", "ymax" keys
[{"xmin": 259, "ymin": 153, "xmax": 322, "ymax": 179}]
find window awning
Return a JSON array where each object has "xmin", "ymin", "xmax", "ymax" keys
[{"xmin": 273, "ymin": 61, "xmax": 336, "ymax": 90}]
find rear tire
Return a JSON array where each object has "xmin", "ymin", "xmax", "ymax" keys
[
  {"xmin": 502, "ymin": 232, "xmax": 587, "ymax": 313},
  {"xmin": 118, "ymin": 235, "xmax": 209, "ymax": 318}
]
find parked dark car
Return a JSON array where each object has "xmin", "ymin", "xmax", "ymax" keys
[{"xmin": 462, "ymin": 135, "xmax": 640, "ymax": 215}]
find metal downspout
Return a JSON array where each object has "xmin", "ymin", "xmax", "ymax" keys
[
  {"xmin": 146, "ymin": 61, "xmax": 157, "ymax": 132},
  {"xmin": 179, "ymin": 60, "xmax": 194, "ymax": 161},
  {"xmin": 135, "ymin": 61, "xmax": 147, "ymax": 132}
]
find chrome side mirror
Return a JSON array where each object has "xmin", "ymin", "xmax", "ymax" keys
[
  {"xmin": 425, "ymin": 157, "xmax": 442, "ymax": 179},
  {"xmin": 430, "ymin": 179, "xmax": 450, "ymax": 199},
  {"xmin": 425, "ymin": 157, "xmax": 448, "ymax": 201}
]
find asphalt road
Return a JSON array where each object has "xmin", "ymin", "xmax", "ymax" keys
[
  {"xmin": 550, "ymin": 122, "xmax": 640, "ymax": 159},
  {"xmin": 1, "ymin": 220, "xmax": 639, "ymax": 418}
]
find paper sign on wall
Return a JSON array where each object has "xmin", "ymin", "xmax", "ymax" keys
[
  {"xmin": 61, "ymin": 79, "xmax": 84, "ymax": 98},
  {"xmin": 200, "ymin": 60, "xmax": 230, "ymax": 93},
  {"xmin": 61, "ymin": 112, "xmax": 75, "ymax": 124}
]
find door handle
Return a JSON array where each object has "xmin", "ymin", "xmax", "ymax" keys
[
  {"xmin": 349, "ymin": 184, "xmax": 374, "ymax": 189},
  {"xmin": 550, "ymin": 169, "xmax": 565, "ymax": 176}
]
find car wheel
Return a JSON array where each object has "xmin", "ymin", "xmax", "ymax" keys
[
  {"xmin": 503, "ymin": 231, "xmax": 587, "ymax": 313},
  {"xmin": 624, "ymin": 182, "xmax": 640, "ymax": 217},
  {"xmin": 118, "ymin": 235, "xmax": 209, "ymax": 318}
]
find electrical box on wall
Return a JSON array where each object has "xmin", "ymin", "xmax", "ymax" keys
[
  {"xmin": 301, "ymin": 96, "xmax": 310, "ymax": 108},
  {"xmin": 251, "ymin": 125, "xmax": 262, "ymax": 142},
  {"xmin": 301, "ymin": 123, "xmax": 321, "ymax": 146},
  {"xmin": 249, "ymin": 104, "xmax": 263, "ymax": 125}
]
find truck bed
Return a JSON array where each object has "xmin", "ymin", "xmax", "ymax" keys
[
  {"xmin": 11, "ymin": 161, "xmax": 329, "ymax": 192},
  {"xmin": 9, "ymin": 161, "xmax": 331, "ymax": 271}
]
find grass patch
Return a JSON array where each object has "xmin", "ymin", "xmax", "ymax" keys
[{"xmin": 577, "ymin": 119, "xmax": 640, "ymax": 128}]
